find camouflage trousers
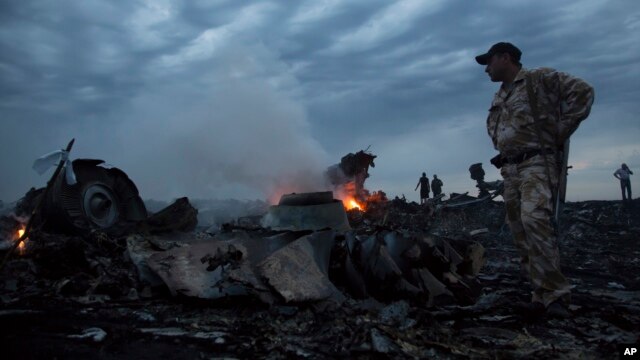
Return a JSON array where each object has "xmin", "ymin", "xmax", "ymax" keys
[{"xmin": 501, "ymin": 154, "xmax": 572, "ymax": 307}]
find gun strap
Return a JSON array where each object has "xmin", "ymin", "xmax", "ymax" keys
[{"xmin": 525, "ymin": 73, "xmax": 558, "ymax": 215}]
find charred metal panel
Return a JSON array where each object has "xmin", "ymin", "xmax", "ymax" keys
[
  {"xmin": 42, "ymin": 159, "xmax": 147, "ymax": 234},
  {"xmin": 261, "ymin": 202, "xmax": 350, "ymax": 232},
  {"xmin": 258, "ymin": 230, "xmax": 343, "ymax": 303}
]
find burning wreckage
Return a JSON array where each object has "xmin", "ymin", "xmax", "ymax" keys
[
  {"xmin": 1, "ymin": 145, "xmax": 639, "ymax": 359},
  {"xmin": 325, "ymin": 148, "xmax": 377, "ymax": 205}
]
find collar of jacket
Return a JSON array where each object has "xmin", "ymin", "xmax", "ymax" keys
[{"xmin": 500, "ymin": 67, "xmax": 529, "ymax": 92}]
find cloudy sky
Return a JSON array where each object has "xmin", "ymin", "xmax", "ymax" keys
[{"xmin": 1, "ymin": 0, "xmax": 639, "ymax": 204}]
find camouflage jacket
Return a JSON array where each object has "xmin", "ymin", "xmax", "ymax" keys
[{"xmin": 486, "ymin": 67, "xmax": 594, "ymax": 157}]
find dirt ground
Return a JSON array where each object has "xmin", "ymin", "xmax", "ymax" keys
[{"xmin": 1, "ymin": 199, "xmax": 639, "ymax": 359}]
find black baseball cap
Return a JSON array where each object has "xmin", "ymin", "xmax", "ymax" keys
[{"xmin": 475, "ymin": 42, "xmax": 522, "ymax": 65}]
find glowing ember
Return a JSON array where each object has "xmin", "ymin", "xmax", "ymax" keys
[{"xmin": 18, "ymin": 229, "xmax": 25, "ymax": 239}]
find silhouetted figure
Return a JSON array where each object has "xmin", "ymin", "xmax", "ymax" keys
[
  {"xmin": 431, "ymin": 175, "xmax": 443, "ymax": 197},
  {"xmin": 415, "ymin": 172, "xmax": 430, "ymax": 204},
  {"xmin": 614, "ymin": 163, "xmax": 633, "ymax": 201}
]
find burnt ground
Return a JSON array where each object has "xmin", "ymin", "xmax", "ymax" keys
[{"xmin": 1, "ymin": 199, "xmax": 639, "ymax": 359}]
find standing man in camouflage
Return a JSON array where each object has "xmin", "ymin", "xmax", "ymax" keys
[{"xmin": 476, "ymin": 42, "xmax": 594, "ymax": 318}]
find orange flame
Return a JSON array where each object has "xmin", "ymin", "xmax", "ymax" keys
[
  {"xmin": 15, "ymin": 227, "xmax": 26, "ymax": 255},
  {"xmin": 349, "ymin": 199, "xmax": 361, "ymax": 210},
  {"xmin": 343, "ymin": 196, "xmax": 365, "ymax": 211}
]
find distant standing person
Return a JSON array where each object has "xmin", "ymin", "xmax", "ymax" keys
[
  {"xmin": 415, "ymin": 172, "xmax": 430, "ymax": 204},
  {"xmin": 431, "ymin": 175, "xmax": 443, "ymax": 197},
  {"xmin": 614, "ymin": 163, "xmax": 633, "ymax": 201}
]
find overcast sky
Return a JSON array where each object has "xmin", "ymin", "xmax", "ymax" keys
[{"xmin": 1, "ymin": 0, "xmax": 639, "ymax": 204}]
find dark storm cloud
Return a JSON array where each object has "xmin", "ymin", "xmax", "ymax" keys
[{"xmin": 1, "ymin": 0, "xmax": 639, "ymax": 203}]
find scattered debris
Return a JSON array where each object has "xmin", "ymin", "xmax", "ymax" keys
[
  {"xmin": 607, "ymin": 282, "xmax": 626, "ymax": 290},
  {"xmin": 469, "ymin": 162, "xmax": 504, "ymax": 198},
  {"xmin": 68, "ymin": 327, "xmax": 107, "ymax": 342},
  {"xmin": 469, "ymin": 228, "xmax": 489, "ymax": 237},
  {"xmin": 1, "ymin": 181, "xmax": 639, "ymax": 358},
  {"xmin": 138, "ymin": 197, "xmax": 197, "ymax": 234}
]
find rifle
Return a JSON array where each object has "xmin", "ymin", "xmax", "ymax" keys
[
  {"xmin": 525, "ymin": 74, "xmax": 567, "ymax": 230},
  {"xmin": 555, "ymin": 139, "xmax": 570, "ymax": 224}
]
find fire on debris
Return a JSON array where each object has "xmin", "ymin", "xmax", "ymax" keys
[
  {"xmin": 338, "ymin": 182, "xmax": 365, "ymax": 211},
  {"xmin": 344, "ymin": 197, "xmax": 363, "ymax": 211},
  {"xmin": 15, "ymin": 227, "xmax": 26, "ymax": 255}
]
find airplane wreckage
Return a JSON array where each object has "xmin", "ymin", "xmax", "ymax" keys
[{"xmin": 1, "ymin": 141, "xmax": 638, "ymax": 359}]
